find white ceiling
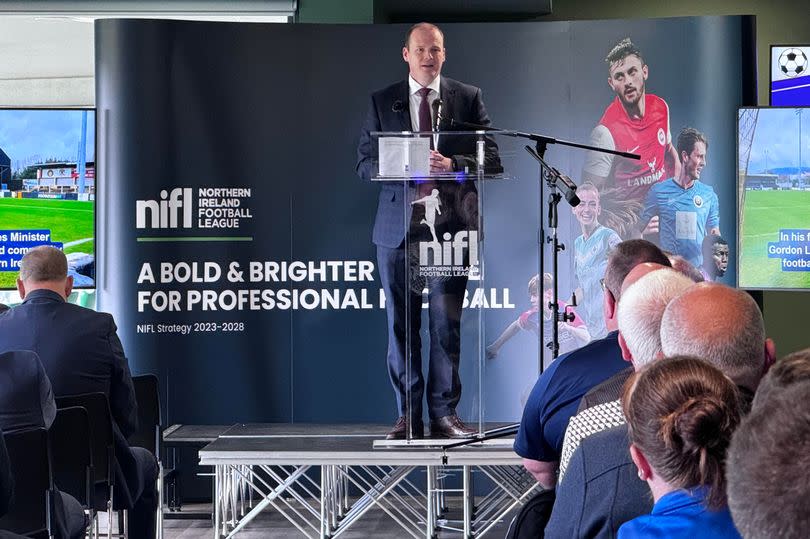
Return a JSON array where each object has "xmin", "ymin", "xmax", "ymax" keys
[
  {"xmin": 0, "ymin": 16, "xmax": 93, "ymax": 105},
  {"xmin": 0, "ymin": 13, "xmax": 289, "ymax": 106},
  {"xmin": 0, "ymin": 17, "xmax": 94, "ymax": 80}
]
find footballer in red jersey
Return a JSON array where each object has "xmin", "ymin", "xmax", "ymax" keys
[{"xmin": 582, "ymin": 38, "xmax": 680, "ymax": 239}]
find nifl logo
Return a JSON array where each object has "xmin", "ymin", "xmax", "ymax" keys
[
  {"xmin": 136, "ymin": 188, "xmax": 193, "ymax": 229},
  {"xmin": 419, "ymin": 231, "xmax": 480, "ymax": 268}
]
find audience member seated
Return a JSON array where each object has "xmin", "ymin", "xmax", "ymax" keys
[
  {"xmin": 660, "ymin": 283, "xmax": 775, "ymax": 408},
  {"xmin": 0, "ymin": 350, "xmax": 86, "ymax": 539},
  {"xmin": 727, "ymin": 349, "xmax": 810, "ymax": 538},
  {"xmin": 546, "ymin": 282, "xmax": 773, "ymax": 539},
  {"xmin": 558, "ymin": 266, "xmax": 693, "ymax": 478},
  {"xmin": 619, "ymin": 356, "xmax": 742, "ymax": 538},
  {"xmin": 514, "ymin": 239, "xmax": 670, "ymax": 488},
  {"xmin": 0, "ymin": 246, "xmax": 158, "ymax": 539},
  {"xmin": 573, "ymin": 255, "xmax": 704, "ymax": 415}
]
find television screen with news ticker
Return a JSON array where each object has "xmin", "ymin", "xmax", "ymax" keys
[
  {"xmin": 738, "ymin": 107, "xmax": 810, "ymax": 289},
  {"xmin": 0, "ymin": 108, "xmax": 96, "ymax": 290}
]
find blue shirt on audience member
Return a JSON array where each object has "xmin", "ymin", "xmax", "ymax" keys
[
  {"xmin": 618, "ymin": 487, "xmax": 741, "ymax": 539},
  {"xmin": 514, "ymin": 331, "xmax": 625, "ymax": 463}
]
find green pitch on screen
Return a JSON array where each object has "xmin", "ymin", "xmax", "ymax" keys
[
  {"xmin": 739, "ymin": 190, "xmax": 810, "ymax": 289},
  {"xmin": 0, "ymin": 197, "xmax": 94, "ymax": 289}
]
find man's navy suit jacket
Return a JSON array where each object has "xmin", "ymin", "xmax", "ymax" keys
[
  {"xmin": 356, "ymin": 76, "xmax": 500, "ymax": 248},
  {"xmin": 0, "ymin": 289, "xmax": 143, "ymax": 507}
]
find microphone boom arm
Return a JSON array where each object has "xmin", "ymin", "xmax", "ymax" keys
[{"xmin": 448, "ymin": 118, "xmax": 640, "ymax": 160}]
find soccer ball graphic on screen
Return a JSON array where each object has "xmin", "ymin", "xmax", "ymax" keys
[{"xmin": 779, "ymin": 48, "xmax": 808, "ymax": 77}]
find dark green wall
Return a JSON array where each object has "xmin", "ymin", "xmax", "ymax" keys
[
  {"xmin": 298, "ymin": 0, "xmax": 810, "ymax": 355},
  {"xmin": 537, "ymin": 0, "xmax": 809, "ymax": 109},
  {"xmin": 297, "ymin": 0, "xmax": 373, "ymax": 23}
]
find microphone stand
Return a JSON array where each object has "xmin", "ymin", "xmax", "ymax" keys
[
  {"xmin": 450, "ymin": 119, "xmax": 639, "ymax": 371},
  {"xmin": 525, "ymin": 145, "xmax": 577, "ymax": 363}
]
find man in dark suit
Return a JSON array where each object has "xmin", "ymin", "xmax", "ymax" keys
[
  {"xmin": 356, "ymin": 22, "xmax": 500, "ymax": 439},
  {"xmin": 0, "ymin": 246, "xmax": 157, "ymax": 539}
]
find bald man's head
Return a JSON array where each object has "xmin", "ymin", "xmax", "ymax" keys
[
  {"xmin": 16, "ymin": 245, "xmax": 73, "ymax": 300},
  {"xmin": 661, "ymin": 283, "xmax": 773, "ymax": 391}
]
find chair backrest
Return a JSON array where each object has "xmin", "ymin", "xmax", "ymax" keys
[
  {"xmin": 0, "ymin": 350, "xmax": 50, "ymax": 435},
  {"xmin": 49, "ymin": 406, "xmax": 93, "ymax": 508},
  {"xmin": 131, "ymin": 374, "xmax": 161, "ymax": 457},
  {"xmin": 0, "ymin": 428, "xmax": 53, "ymax": 536},
  {"xmin": 505, "ymin": 489, "xmax": 556, "ymax": 539},
  {"xmin": 55, "ymin": 393, "xmax": 115, "ymax": 503}
]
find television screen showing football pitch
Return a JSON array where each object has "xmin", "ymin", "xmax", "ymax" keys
[
  {"xmin": 738, "ymin": 107, "xmax": 810, "ymax": 289},
  {"xmin": 0, "ymin": 109, "xmax": 96, "ymax": 290}
]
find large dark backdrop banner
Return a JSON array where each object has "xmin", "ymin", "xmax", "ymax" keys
[{"xmin": 96, "ymin": 16, "xmax": 752, "ymax": 425}]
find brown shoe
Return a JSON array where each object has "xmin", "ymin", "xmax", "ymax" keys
[
  {"xmin": 386, "ymin": 416, "xmax": 424, "ymax": 440},
  {"xmin": 429, "ymin": 415, "xmax": 477, "ymax": 439}
]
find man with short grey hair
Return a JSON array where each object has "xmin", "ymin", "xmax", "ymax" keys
[
  {"xmin": 0, "ymin": 245, "xmax": 158, "ymax": 539},
  {"xmin": 616, "ymin": 268, "xmax": 695, "ymax": 369}
]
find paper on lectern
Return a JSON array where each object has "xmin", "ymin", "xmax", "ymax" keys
[{"xmin": 378, "ymin": 136, "xmax": 430, "ymax": 177}]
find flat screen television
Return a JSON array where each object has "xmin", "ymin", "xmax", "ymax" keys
[
  {"xmin": 770, "ymin": 45, "xmax": 810, "ymax": 106},
  {"xmin": 738, "ymin": 106, "xmax": 810, "ymax": 289},
  {"xmin": 0, "ymin": 108, "xmax": 96, "ymax": 290}
]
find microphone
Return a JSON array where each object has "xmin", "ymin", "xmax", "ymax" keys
[
  {"xmin": 555, "ymin": 171, "xmax": 580, "ymax": 207},
  {"xmin": 392, "ymin": 100, "xmax": 404, "ymax": 113},
  {"xmin": 432, "ymin": 99, "xmax": 443, "ymax": 131}
]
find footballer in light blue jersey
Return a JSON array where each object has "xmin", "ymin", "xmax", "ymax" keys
[
  {"xmin": 641, "ymin": 127, "xmax": 720, "ymax": 268},
  {"xmin": 574, "ymin": 184, "xmax": 621, "ymax": 340}
]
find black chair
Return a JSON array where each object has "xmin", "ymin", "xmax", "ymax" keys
[
  {"xmin": 49, "ymin": 406, "xmax": 94, "ymax": 532},
  {"xmin": 130, "ymin": 375, "xmax": 160, "ymax": 454},
  {"xmin": 132, "ymin": 374, "xmax": 173, "ymax": 538},
  {"xmin": 505, "ymin": 489, "xmax": 555, "ymax": 539},
  {"xmin": 0, "ymin": 428, "xmax": 55, "ymax": 538},
  {"xmin": 55, "ymin": 393, "xmax": 117, "ymax": 539}
]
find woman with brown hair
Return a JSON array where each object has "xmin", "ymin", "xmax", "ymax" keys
[{"xmin": 619, "ymin": 356, "xmax": 742, "ymax": 538}]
